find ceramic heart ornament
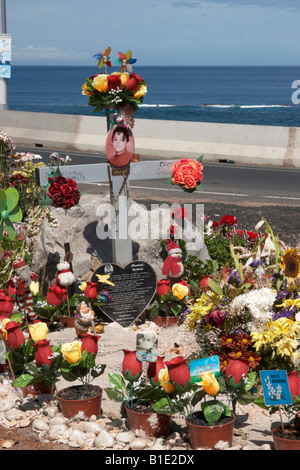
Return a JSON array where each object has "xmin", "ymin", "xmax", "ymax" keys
[{"xmin": 92, "ymin": 261, "xmax": 157, "ymax": 327}]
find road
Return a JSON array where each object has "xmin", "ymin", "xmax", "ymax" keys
[{"xmin": 17, "ymin": 145, "xmax": 300, "ymax": 246}]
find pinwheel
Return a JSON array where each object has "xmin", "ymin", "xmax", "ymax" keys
[
  {"xmin": 93, "ymin": 46, "xmax": 112, "ymax": 72},
  {"xmin": 115, "ymin": 50, "xmax": 137, "ymax": 73},
  {"xmin": 0, "ymin": 187, "xmax": 23, "ymax": 242}
]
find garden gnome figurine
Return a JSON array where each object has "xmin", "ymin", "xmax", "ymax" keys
[
  {"xmin": 74, "ymin": 302, "xmax": 95, "ymax": 337},
  {"xmin": 11, "ymin": 258, "xmax": 39, "ymax": 322},
  {"xmin": 162, "ymin": 240, "xmax": 184, "ymax": 278}
]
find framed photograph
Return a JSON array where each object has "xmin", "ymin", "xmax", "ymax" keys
[
  {"xmin": 136, "ymin": 333, "xmax": 158, "ymax": 363},
  {"xmin": 106, "ymin": 125, "xmax": 135, "ymax": 168}
]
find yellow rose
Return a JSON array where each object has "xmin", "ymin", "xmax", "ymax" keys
[
  {"xmin": 92, "ymin": 74, "xmax": 109, "ymax": 93},
  {"xmin": 30, "ymin": 281, "xmax": 39, "ymax": 296},
  {"xmin": 158, "ymin": 367, "xmax": 176, "ymax": 394},
  {"xmin": 172, "ymin": 283, "xmax": 189, "ymax": 300},
  {"xmin": 28, "ymin": 322, "xmax": 49, "ymax": 343},
  {"xmin": 61, "ymin": 341, "xmax": 82, "ymax": 364},
  {"xmin": 133, "ymin": 84, "xmax": 147, "ymax": 99},
  {"xmin": 199, "ymin": 371, "xmax": 220, "ymax": 396},
  {"xmin": 80, "ymin": 281, "xmax": 87, "ymax": 292},
  {"xmin": 1, "ymin": 318, "xmax": 11, "ymax": 341},
  {"xmin": 81, "ymin": 83, "xmax": 91, "ymax": 96},
  {"xmin": 112, "ymin": 71, "xmax": 129, "ymax": 86}
]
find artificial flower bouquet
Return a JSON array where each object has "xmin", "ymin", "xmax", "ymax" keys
[
  {"xmin": 42, "ymin": 166, "xmax": 81, "ymax": 212},
  {"xmin": 82, "ymin": 71, "xmax": 147, "ymax": 114},
  {"xmin": 165, "ymin": 156, "xmax": 204, "ymax": 193}
]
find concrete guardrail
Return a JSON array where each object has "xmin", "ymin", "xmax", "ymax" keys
[{"xmin": 0, "ymin": 109, "xmax": 299, "ymax": 167}]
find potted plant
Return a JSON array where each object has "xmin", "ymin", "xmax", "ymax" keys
[
  {"xmin": 104, "ymin": 351, "xmax": 193, "ymax": 437},
  {"xmin": 57, "ymin": 337, "xmax": 106, "ymax": 418},
  {"xmin": 255, "ymin": 370, "xmax": 300, "ymax": 450},
  {"xmin": 185, "ymin": 371, "xmax": 236, "ymax": 450},
  {"xmin": 146, "ymin": 280, "xmax": 190, "ymax": 327}
]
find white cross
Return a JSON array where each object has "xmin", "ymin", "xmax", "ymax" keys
[{"xmin": 36, "ymin": 159, "xmax": 178, "ymax": 265}]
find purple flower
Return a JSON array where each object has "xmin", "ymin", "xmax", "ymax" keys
[
  {"xmin": 273, "ymin": 305, "xmax": 297, "ymax": 321},
  {"xmin": 206, "ymin": 308, "xmax": 227, "ymax": 328},
  {"xmin": 250, "ymin": 259, "xmax": 260, "ymax": 268}
]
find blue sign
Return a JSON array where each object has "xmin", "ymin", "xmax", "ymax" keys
[
  {"xmin": 260, "ymin": 370, "xmax": 292, "ymax": 406},
  {"xmin": 190, "ymin": 355, "xmax": 220, "ymax": 384}
]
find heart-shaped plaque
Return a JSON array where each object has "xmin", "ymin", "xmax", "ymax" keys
[{"xmin": 92, "ymin": 261, "xmax": 157, "ymax": 328}]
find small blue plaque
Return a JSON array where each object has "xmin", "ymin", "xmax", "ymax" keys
[
  {"xmin": 190, "ymin": 355, "xmax": 220, "ymax": 384},
  {"xmin": 260, "ymin": 370, "xmax": 292, "ymax": 406}
]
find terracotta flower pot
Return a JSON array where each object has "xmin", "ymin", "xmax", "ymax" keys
[
  {"xmin": 186, "ymin": 412, "xmax": 235, "ymax": 450},
  {"xmin": 19, "ymin": 381, "xmax": 55, "ymax": 398},
  {"xmin": 59, "ymin": 315, "xmax": 76, "ymax": 328},
  {"xmin": 153, "ymin": 316, "xmax": 180, "ymax": 328},
  {"xmin": 125, "ymin": 403, "xmax": 171, "ymax": 437},
  {"xmin": 57, "ymin": 384, "xmax": 103, "ymax": 418},
  {"xmin": 272, "ymin": 425, "xmax": 300, "ymax": 450}
]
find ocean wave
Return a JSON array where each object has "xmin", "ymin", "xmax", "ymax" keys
[
  {"xmin": 139, "ymin": 104, "xmax": 175, "ymax": 108},
  {"xmin": 203, "ymin": 104, "xmax": 291, "ymax": 108}
]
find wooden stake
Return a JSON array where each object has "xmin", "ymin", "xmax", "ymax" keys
[{"xmin": 278, "ymin": 405, "xmax": 286, "ymax": 434}]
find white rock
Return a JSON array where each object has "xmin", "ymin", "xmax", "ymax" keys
[
  {"xmin": 226, "ymin": 445, "xmax": 243, "ymax": 451},
  {"xmin": 68, "ymin": 429, "xmax": 86, "ymax": 444},
  {"xmin": 48, "ymin": 416, "xmax": 69, "ymax": 426},
  {"xmin": 259, "ymin": 443, "xmax": 272, "ymax": 450},
  {"xmin": 129, "ymin": 438, "xmax": 149, "ymax": 450},
  {"xmin": 94, "ymin": 430, "xmax": 116, "ymax": 449},
  {"xmin": 18, "ymin": 418, "xmax": 31, "ymax": 428},
  {"xmin": 32, "ymin": 418, "xmax": 50, "ymax": 432},
  {"xmin": 4, "ymin": 408, "xmax": 26, "ymax": 421},
  {"xmin": 48, "ymin": 424, "xmax": 69, "ymax": 441},
  {"xmin": 0, "ymin": 398, "xmax": 17, "ymax": 412},
  {"xmin": 82, "ymin": 421, "xmax": 106, "ymax": 434},
  {"xmin": 148, "ymin": 443, "xmax": 167, "ymax": 450},
  {"xmin": 116, "ymin": 430, "xmax": 135, "ymax": 444},
  {"xmin": 214, "ymin": 440, "xmax": 230, "ymax": 450}
]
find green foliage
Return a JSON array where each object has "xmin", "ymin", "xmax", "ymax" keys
[{"xmin": 60, "ymin": 350, "xmax": 106, "ymax": 386}]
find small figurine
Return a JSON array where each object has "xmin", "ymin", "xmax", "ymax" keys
[
  {"xmin": 56, "ymin": 260, "xmax": 75, "ymax": 288},
  {"xmin": 74, "ymin": 301, "xmax": 95, "ymax": 337},
  {"xmin": 11, "ymin": 258, "xmax": 39, "ymax": 322},
  {"xmin": 162, "ymin": 240, "xmax": 184, "ymax": 279}
]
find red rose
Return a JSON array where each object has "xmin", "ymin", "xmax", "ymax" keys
[
  {"xmin": 183, "ymin": 175, "xmax": 197, "ymax": 189},
  {"xmin": 156, "ymin": 279, "xmax": 171, "ymax": 298},
  {"xmin": 47, "ymin": 182, "xmax": 61, "ymax": 196},
  {"xmin": 33, "ymin": 339, "xmax": 53, "ymax": 367},
  {"xmin": 288, "ymin": 371, "xmax": 300, "ymax": 398},
  {"xmin": 81, "ymin": 333, "xmax": 100, "ymax": 358},
  {"xmin": 199, "ymin": 275, "xmax": 211, "ymax": 290},
  {"xmin": 47, "ymin": 284, "xmax": 67, "ymax": 306},
  {"xmin": 108, "ymin": 74, "xmax": 122, "ymax": 91},
  {"xmin": 246, "ymin": 231, "xmax": 259, "ymax": 241},
  {"xmin": 72, "ymin": 189, "xmax": 81, "ymax": 204},
  {"xmin": 172, "ymin": 171, "xmax": 185, "ymax": 185},
  {"xmin": 66, "ymin": 178, "xmax": 78, "ymax": 190},
  {"xmin": 84, "ymin": 282, "xmax": 98, "ymax": 300},
  {"xmin": 125, "ymin": 73, "xmax": 144, "ymax": 92},
  {"xmin": 5, "ymin": 321, "xmax": 25, "ymax": 349},
  {"xmin": 62, "ymin": 197, "xmax": 75, "ymax": 209},
  {"xmin": 225, "ymin": 359, "xmax": 249, "ymax": 384},
  {"xmin": 147, "ymin": 356, "xmax": 165, "ymax": 384},
  {"xmin": 52, "ymin": 193, "xmax": 65, "ymax": 208},
  {"xmin": 122, "ymin": 349, "xmax": 143, "ymax": 381},
  {"xmin": 164, "ymin": 356, "xmax": 191, "ymax": 388}
]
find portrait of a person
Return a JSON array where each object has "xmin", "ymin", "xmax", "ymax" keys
[{"xmin": 106, "ymin": 125, "xmax": 135, "ymax": 168}]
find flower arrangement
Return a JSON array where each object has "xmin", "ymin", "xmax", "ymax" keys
[
  {"xmin": 147, "ymin": 279, "xmax": 190, "ymax": 320},
  {"xmin": 82, "ymin": 48, "xmax": 147, "ymax": 116},
  {"xmin": 165, "ymin": 157, "xmax": 204, "ymax": 193},
  {"xmin": 44, "ymin": 175, "xmax": 81, "ymax": 210}
]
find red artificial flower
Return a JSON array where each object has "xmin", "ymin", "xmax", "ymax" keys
[
  {"xmin": 122, "ymin": 349, "xmax": 143, "ymax": 380},
  {"xmin": 171, "ymin": 158, "xmax": 203, "ymax": 191},
  {"xmin": 219, "ymin": 215, "xmax": 237, "ymax": 227},
  {"xmin": 225, "ymin": 358, "xmax": 249, "ymax": 384},
  {"xmin": 6, "ymin": 279, "xmax": 16, "ymax": 297},
  {"xmin": 47, "ymin": 176, "xmax": 80, "ymax": 209},
  {"xmin": 147, "ymin": 356, "xmax": 165, "ymax": 384},
  {"xmin": 211, "ymin": 221, "xmax": 220, "ymax": 230},
  {"xmin": 246, "ymin": 231, "xmax": 259, "ymax": 241},
  {"xmin": 172, "ymin": 207, "xmax": 189, "ymax": 219},
  {"xmin": 199, "ymin": 275, "xmax": 212, "ymax": 290},
  {"xmin": 47, "ymin": 284, "xmax": 67, "ymax": 307},
  {"xmin": 84, "ymin": 282, "xmax": 98, "ymax": 300},
  {"xmin": 164, "ymin": 356, "xmax": 191, "ymax": 388},
  {"xmin": 244, "ymin": 350, "xmax": 261, "ymax": 369},
  {"xmin": 220, "ymin": 334, "xmax": 237, "ymax": 350},
  {"xmin": 288, "ymin": 371, "xmax": 300, "ymax": 398},
  {"xmin": 236, "ymin": 333, "xmax": 253, "ymax": 349},
  {"xmin": 156, "ymin": 279, "xmax": 171, "ymax": 298},
  {"xmin": 206, "ymin": 308, "xmax": 226, "ymax": 328},
  {"xmin": 81, "ymin": 333, "xmax": 100, "ymax": 358},
  {"xmin": 125, "ymin": 73, "xmax": 144, "ymax": 92},
  {"xmin": 33, "ymin": 339, "xmax": 53, "ymax": 367},
  {"xmin": 5, "ymin": 321, "xmax": 25, "ymax": 349},
  {"xmin": 108, "ymin": 74, "xmax": 122, "ymax": 91},
  {"xmin": 0, "ymin": 290, "xmax": 14, "ymax": 317}
]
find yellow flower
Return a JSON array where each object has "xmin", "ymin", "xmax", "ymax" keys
[
  {"xmin": 111, "ymin": 71, "xmax": 129, "ymax": 85},
  {"xmin": 92, "ymin": 74, "xmax": 109, "ymax": 93},
  {"xmin": 172, "ymin": 283, "xmax": 189, "ymax": 300},
  {"xmin": 281, "ymin": 249, "xmax": 300, "ymax": 278},
  {"xmin": 199, "ymin": 371, "xmax": 220, "ymax": 396},
  {"xmin": 61, "ymin": 341, "xmax": 82, "ymax": 364},
  {"xmin": 80, "ymin": 281, "xmax": 87, "ymax": 292},
  {"xmin": 95, "ymin": 274, "xmax": 115, "ymax": 286},
  {"xmin": 1, "ymin": 318, "xmax": 11, "ymax": 341},
  {"xmin": 30, "ymin": 281, "xmax": 39, "ymax": 296},
  {"xmin": 133, "ymin": 84, "xmax": 147, "ymax": 99},
  {"xmin": 158, "ymin": 367, "xmax": 176, "ymax": 393},
  {"xmin": 28, "ymin": 322, "xmax": 49, "ymax": 343},
  {"xmin": 186, "ymin": 293, "xmax": 214, "ymax": 330},
  {"xmin": 81, "ymin": 83, "xmax": 91, "ymax": 96}
]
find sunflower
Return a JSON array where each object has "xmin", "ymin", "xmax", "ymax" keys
[{"xmin": 281, "ymin": 249, "xmax": 300, "ymax": 278}]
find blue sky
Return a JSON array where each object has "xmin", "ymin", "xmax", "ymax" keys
[{"xmin": 5, "ymin": 0, "xmax": 300, "ymax": 66}]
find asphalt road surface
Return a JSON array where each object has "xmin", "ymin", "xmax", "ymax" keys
[{"xmin": 18, "ymin": 146, "xmax": 300, "ymax": 247}]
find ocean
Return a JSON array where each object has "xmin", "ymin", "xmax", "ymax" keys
[{"xmin": 7, "ymin": 65, "xmax": 300, "ymax": 127}]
